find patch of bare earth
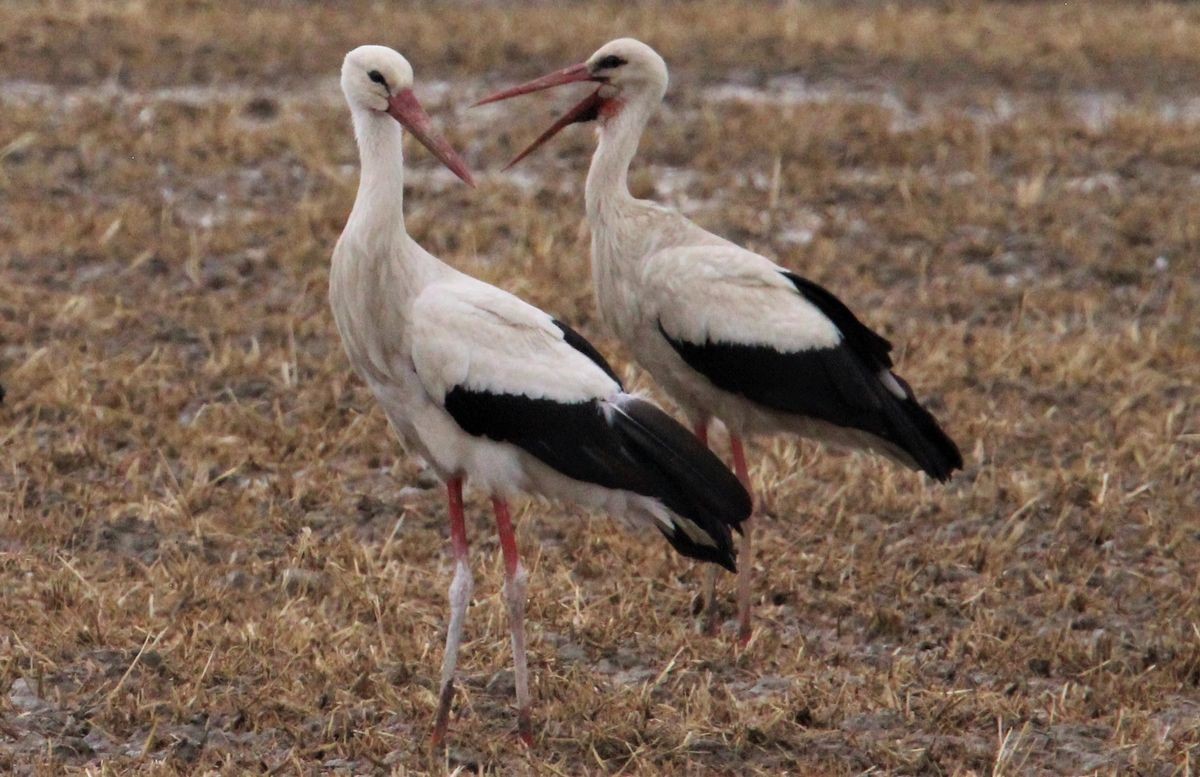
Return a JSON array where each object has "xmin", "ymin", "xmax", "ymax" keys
[{"xmin": 1, "ymin": 1, "xmax": 1197, "ymax": 774}]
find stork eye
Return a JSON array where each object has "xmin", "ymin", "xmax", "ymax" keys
[
  {"xmin": 595, "ymin": 55, "xmax": 627, "ymax": 70},
  {"xmin": 368, "ymin": 70, "xmax": 388, "ymax": 88}
]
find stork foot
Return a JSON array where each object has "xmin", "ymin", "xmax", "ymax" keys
[
  {"xmin": 517, "ymin": 708, "xmax": 534, "ymax": 748},
  {"xmin": 736, "ymin": 622, "xmax": 753, "ymax": 650},
  {"xmin": 431, "ymin": 681, "xmax": 454, "ymax": 747}
]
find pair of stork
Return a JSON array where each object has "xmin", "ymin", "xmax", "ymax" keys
[{"xmin": 330, "ymin": 39, "xmax": 962, "ymax": 747}]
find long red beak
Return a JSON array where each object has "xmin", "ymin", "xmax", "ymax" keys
[
  {"xmin": 474, "ymin": 62, "xmax": 595, "ymax": 106},
  {"xmin": 387, "ymin": 89, "xmax": 475, "ymax": 187},
  {"xmin": 473, "ymin": 62, "xmax": 604, "ymax": 169}
]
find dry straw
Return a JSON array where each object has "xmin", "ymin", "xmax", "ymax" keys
[{"xmin": 1, "ymin": 1, "xmax": 1197, "ymax": 773}]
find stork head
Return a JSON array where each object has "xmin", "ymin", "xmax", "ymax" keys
[
  {"xmin": 474, "ymin": 37, "xmax": 668, "ymax": 169},
  {"xmin": 584, "ymin": 38, "xmax": 668, "ymax": 98},
  {"xmin": 340, "ymin": 45, "xmax": 474, "ymax": 186}
]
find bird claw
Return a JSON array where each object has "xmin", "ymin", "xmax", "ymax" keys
[
  {"xmin": 736, "ymin": 623, "xmax": 753, "ymax": 650},
  {"xmin": 517, "ymin": 708, "xmax": 534, "ymax": 748},
  {"xmin": 430, "ymin": 682, "xmax": 455, "ymax": 748}
]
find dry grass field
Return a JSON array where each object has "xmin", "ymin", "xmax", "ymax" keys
[{"xmin": 2, "ymin": 1, "xmax": 1198, "ymax": 774}]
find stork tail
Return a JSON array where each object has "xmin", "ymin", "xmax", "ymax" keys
[{"xmin": 608, "ymin": 395, "xmax": 752, "ymax": 571}]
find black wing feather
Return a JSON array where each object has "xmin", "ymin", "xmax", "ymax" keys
[
  {"xmin": 442, "ymin": 388, "xmax": 749, "ymax": 570},
  {"xmin": 658, "ymin": 273, "xmax": 962, "ymax": 481},
  {"xmin": 609, "ymin": 395, "xmax": 752, "ymax": 532},
  {"xmin": 552, "ymin": 318, "xmax": 623, "ymax": 387},
  {"xmin": 780, "ymin": 271, "xmax": 894, "ymax": 368}
]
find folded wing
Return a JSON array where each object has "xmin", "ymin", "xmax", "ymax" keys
[
  {"xmin": 649, "ymin": 247, "xmax": 962, "ymax": 481},
  {"xmin": 411, "ymin": 277, "xmax": 751, "ymax": 568}
]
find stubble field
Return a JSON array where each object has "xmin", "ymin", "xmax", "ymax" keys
[{"xmin": 1, "ymin": 1, "xmax": 1198, "ymax": 774}]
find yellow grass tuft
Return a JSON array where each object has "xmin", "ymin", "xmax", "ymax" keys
[{"xmin": 1, "ymin": 1, "xmax": 1198, "ymax": 773}]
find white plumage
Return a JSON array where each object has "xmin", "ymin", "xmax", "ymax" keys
[
  {"xmin": 410, "ymin": 280, "xmax": 615, "ymax": 407},
  {"xmin": 479, "ymin": 37, "xmax": 962, "ymax": 645},
  {"xmin": 330, "ymin": 45, "xmax": 749, "ymax": 747}
]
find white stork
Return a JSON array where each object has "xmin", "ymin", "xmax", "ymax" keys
[
  {"xmin": 477, "ymin": 38, "xmax": 963, "ymax": 645},
  {"xmin": 329, "ymin": 45, "xmax": 750, "ymax": 747}
]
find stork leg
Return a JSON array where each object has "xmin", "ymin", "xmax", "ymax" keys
[
  {"xmin": 692, "ymin": 419, "xmax": 724, "ymax": 638},
  {"xmin": 432, "ymin": 477, "xmax": 472, "ymax": 748},
  {"xmin": 491, "ymin": 496, "xmax": 533, "ymax": 747},
  {"xmin": 730, "ymin": 436, "xmax": 756, "ymax": 647}
]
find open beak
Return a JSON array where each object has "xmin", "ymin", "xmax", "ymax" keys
[
  {"xmin": 387, "ymin": 89, "xmax": 475, "ymax": 187},
  {"xmin": 473, "ymin": 62, "xmax": 604, "ymax": 169}
]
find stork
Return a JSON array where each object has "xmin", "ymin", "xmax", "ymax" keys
[
  {"xmin": 330, "ymin": 45, "xmax": 750, "ymax": 747},
  {"xmin": 477, "ymin": 38, "xmax": 963, "ymax": 645}
]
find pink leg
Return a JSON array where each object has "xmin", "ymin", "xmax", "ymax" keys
[
  {"xmin": 731, "ymin": 436, "xmax": 756, "ymax": 647},
  {"xmin": 432, "ymin": 477, "xmax": 472, "ymax": 748},
  {"xmin": 492, "ymin": 497, "xmax": 533, "ymax": 747},
  {"xmin": 693, "ymin": 419, "xmax": 723, "ymax": 637}
]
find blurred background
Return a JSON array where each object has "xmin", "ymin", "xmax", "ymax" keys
[{"xmin": 1, "ymin": 1, "xmax": 1197, "ymax": 773}]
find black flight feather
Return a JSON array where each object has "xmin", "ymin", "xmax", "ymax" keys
[
  {"xmin": 780, "ymin": 272, "xmax": 894, "ymax": 369},
  {"xmin": 552, "ymin": 319, "xmax": 623, "ymax": 387},
  {"xmin": 442, "ymin": 388, "xmax": 750, "ymax": 570},
  {"xmin": 658, "ymin": 272, "xmax": 962, "ymax": 481}
]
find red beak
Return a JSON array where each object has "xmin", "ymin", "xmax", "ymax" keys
[
  {"xmin": 473, "ymin": 62, "xmax": 604, "ymax": 169},
  {"xmin": 386, "ymin": 88, "xmax": 475, "ymax": 187}
]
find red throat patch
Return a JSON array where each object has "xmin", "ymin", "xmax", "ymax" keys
[{"xmin": 599, "ymin": 98, "xmax": 625, "ymax": 122}]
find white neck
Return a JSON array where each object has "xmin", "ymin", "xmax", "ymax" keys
[
  {"xmin": 336, "ymin": 106, "xmax": 448, "ymax": 313},
  {"xmin": 348, "ymin": 106, "xmax": 409, "ymax": 235},
  {"xmin": 584, "ymin": 91, "xmax": 657, "ymax": 220}
]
